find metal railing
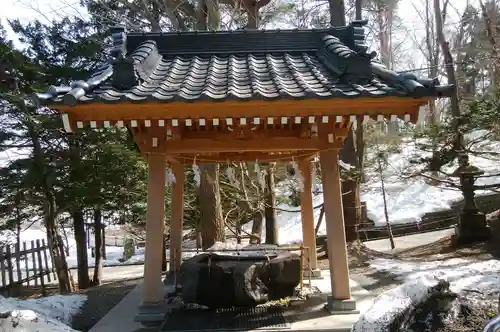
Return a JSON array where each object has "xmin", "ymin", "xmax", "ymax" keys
[{"xmin": 484, "ymin": 315, "xmax": 500, "ymax": 332}]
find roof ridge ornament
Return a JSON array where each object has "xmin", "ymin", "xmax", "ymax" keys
[
  {"xmin": 109, "ymin": 26, "xmax": 139, "ymax": 91},
  {"xmin": 318, "ymin": 34, "xmax": 373, "ymax": 84},
  {"xmin": 347, "ymin": 20, "xmax": 375, "ymax": 57}
]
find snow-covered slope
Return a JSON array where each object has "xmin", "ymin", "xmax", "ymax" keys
[
  {"xmin": 362, "ymin": 133, "xmax": 500, "ymax": 225},
  {"xmin": 0, "ymin": 294, "xmax": 85, "ymax": 332}
]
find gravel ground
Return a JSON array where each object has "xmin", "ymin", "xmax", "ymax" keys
[{"xmin": 71, "ymin": 278, "xmax": 142, "ymax": 332}]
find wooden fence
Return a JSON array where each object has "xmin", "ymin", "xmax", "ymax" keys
[{"xmin": 0, "ymin": 239, "xmax": 56, "ymax": 296}]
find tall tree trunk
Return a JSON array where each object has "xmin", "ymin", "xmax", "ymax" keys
[
  {"xmin": 162, "ymin": 233, "xmax": 167, "ymax": 272},
  {"xmin": 379, "ymin": 159, "xmax": 395, "ymax": 249},
  {"xmin": 264, "ymin": 163, "xmax": 278, "ymax": 244},
  {"xmin": 15, "ymin": 194, "xmax": 21, "ymax": 248},
  {"xmin": 329, "ymin": 0, "xmax": 346, "ymax": 26},
  {"xmin": 250, "ymin": 210, "xmax": 263, "ymax": 244},
  {"xmin": 26, "ymin": 115, "xmax": 73, "ymax": 293},
  {"xmin": 376, "ymin": 142, "xmax": 395, "ymax": 249},
  {"xmin": 235, "ymin": 217, "xmax": 242, "ymax": 244},
  {"xmin": 315, "ymin": 205, "xmax": 325, "ymax": 236},
  {"xmin": 92, "ymin": 208, "xmax": 104, "ymax": 285},
  {"xmin": 246, "ymin": 3, "xmax": 259, "ymax": 29},
  {"xmin": 355, "ymin": 124, "xmax": 365, "ymax": 182},
  {"xmin": 199, "ymin": 164, "xmax": 225, "ymax": 250},
  {"xmin": 329, "ymin": 0, "xmax": 362, "ymax": 241},
  {"xmin": 45, "ymin": 201, "xmax": 74, "ymax": 293},
  {"xmin": 339, "ymin": 129, "xmax": 361, "ymax": 242},
  {"xmin": 425, "ymin": 0, "xmax": 439, "ymax": 126},
  {"xmin": 478, "ymin": 0, "xmax": 500, "ymax": 88},
  {"xmin": 434, "ymin": 0, "xmax": 462, "ymax": 155},
  {"xmin": 73, "ymin": 208, "xmax": 90, "ymax": 289},
  {"xmin": 341, "ymin": 181, "xmax": 360, "ymax": 242},
  {"xmin": 355, "ymin": 0, "xmax": 362, "ymax": 20},
  {"xmin": 196, "ymin": 228, "xmax": 202, "ymax": 251}
]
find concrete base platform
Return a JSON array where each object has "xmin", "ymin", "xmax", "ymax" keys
[
  {"xmin": 134, "ymin": 300, "xmax": 168, "ymax": 326},
  {"xmin": 303, "ymin": 269, "xmax": 323, "ymax": 279},
  {"xmin": 324, "ymin": 297, "xmax": 359, "ymax": 315},
  {"xmin": 90, "ymin": 270, "xmax": 375, "ymax": 332}
]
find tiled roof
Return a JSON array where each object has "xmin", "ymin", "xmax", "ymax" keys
[{"xmin": 34, "ymin": 21, "xmax": 453, "ymax": 107}]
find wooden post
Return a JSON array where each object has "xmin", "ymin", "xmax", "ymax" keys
[
  {"xmin": 36, "ymin": 240, "xmax": 46, "ymax": 296},
  {"xmin": 5, "ymin": 246, "xmax": 13, "ymax": 296},
  {"xmin": 15, "ymin": 243, "xmax": 22, "ymax": 286},
  {"xmin": 319, "ymin": 149, "xmax": 355, "ymax": 312},
  {"xmin": 42, "ymin": 240, "xmax": 51, "ymax": 283},
  {"xmin": 31, "ymin": 240, "xmax": 38, "ymax": 287},
  {"xmin": 170, "ymin": 161, "xmax": 185, "ymax": 275},
  {"xmin": 299, "ymin": 158, "xmax": 319, "ymax": 275},
  {"xmin": 142, "ymin": 154, "xmax": 167, "ymax": 304},
  {"xmin": 23, "ymin": 242, "xmax": 30, "ymax": 286},
  {"xmin": 0, "ymin": 246, "xmax": 6, "ymax": 288}
]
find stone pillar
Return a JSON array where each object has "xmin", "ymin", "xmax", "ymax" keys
[
  {"xmin": 319, "ymin": 149, "xmax": 357, "ymax": 314},
  {"xmin": 169, "ymin": 161, "xmax": 185, "ymax": 276},
  {"xmin": 135, "ymin": 154, "xmax": 167, "ymax": 325},
  {"xmin": 299, "ymin": 158, "xmax": 321, "ymax": 278}
]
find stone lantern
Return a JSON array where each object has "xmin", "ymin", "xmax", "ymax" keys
[{"xmin": 452, "ymin": 154, "xmax": 490, "ymax": 244}]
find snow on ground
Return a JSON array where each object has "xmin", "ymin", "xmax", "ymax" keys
[
  {"xmin": 368, "ymin": 257, "xmax": 500, "ymax": 296},
  {"xmin": 352, "ymin": 275, "xmax": 444, "ymax": 331},
  {"xmin": 354, "ymin": 257, "xmax": 500, "ymax": 331},
  {"xmin": 0, "ymin": 293, "xmax": 85, "ymax": 331},
  {"xmin": 0, "ymin": 226, "xmax": 200, "ymax": 270},
  {"xmin": 362, "ymin": 134, "xmax": 500, "ymax": 225}
]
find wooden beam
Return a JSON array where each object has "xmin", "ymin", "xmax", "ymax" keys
[
  {"xmin": 57, "ymin": 97, "xmax": 426, "ymax": 122},
  {"xmin": 160, "ymin": 137, "xmax": 339, "ymax": 154},
  {"xmin": 180, "ymin": 127, "xmax": 349, "ymax": 140},
  {"xmin": 172, "ymin": 151, "xmax": 320, "ymax": 164},
  {"xmin": 182, "ymin": 127, "xmax": 302, "ymax": 140}
]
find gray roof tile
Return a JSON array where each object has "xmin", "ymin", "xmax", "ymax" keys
[{"xmin": 34, "ymin": 21, "xmax": 453, "ymax": 107}]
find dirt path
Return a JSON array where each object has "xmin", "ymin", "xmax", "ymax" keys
[
  {"xmin": 363, "ymin": 228, "xmax": 455, "ymax": 253},
  {"xmin": 71, "ymin": 278, "xmax": 142, "ymax": 332}
]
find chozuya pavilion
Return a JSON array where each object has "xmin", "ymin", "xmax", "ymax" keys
[{"xmin": 34, "ymin": 20, "xmax": 452, "ymax": 324}]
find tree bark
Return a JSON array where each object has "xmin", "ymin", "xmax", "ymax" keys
[
  {"xmin": 250, "ymin": 210, "xmax": 263, "ymax": 244},
  {"xmin": 264, "ymin": 163, "xmax": 278, "ymax": 244},
  {"xmin": 162, "ymin": 232, "xmax": 167, "ymax": 272},
  {"xmin": 377, "ymin": 152, "xmax": 395, "ymax": 249},
  {"xmin": 341, "ymin": 180, "xmax": 360, "ymax": 242},
  {"xmin": 329, "ymin": 0, "xmax": 346, "ymax": 26},
  {"xmin": 46, "ymin": 206, "xmax": 74, "ymax": 293},
  {"xmin": 434, "ymin": 0, "xmax": 462, "ymax": 154},
  {"xmin": 196, "ymin": 229, "xmax": 202, "ymax": 251},
  {"xmin": 15, "ymin": 195, "xmax": 21, "ymax": 249},
  {"xmin": 73, "ymin": 208, "xmax": 90, "ymax": 289},
  {"xmin": 92, "ymin": 208, "xmax": 104, "ymax": 285},
  {"xmin": 26, "ymin": 115, "xmax": 73, "ymax": 293},
  {"xmin": 199, "ymin": 164, "xmax": 225, "ymax": 250},
  {"xmin": 329, "ymin": 0, "xmax": 362, "ymax": 243},
  {"xmin": 339, "ymin": 128, "xmax": 361, "ymax": 242},
  {"xmin": 315, "ymin": 205, "xmax": 324, "ymax": 236},
  {"xmin": 355, "ymin": 0, "xmax": 362, "ymax": 20}
]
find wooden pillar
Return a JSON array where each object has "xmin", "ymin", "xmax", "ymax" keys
[
  {"xmin": 169, "ymin": 161, "xmax": 185, "ymax": 274},
  {"xmin": 299, "ymin": 158, "xmax": 319, "ymax": 275},
  {"xmin": 319, "ymin": 149, "xmax": 356, "ymax": 312},
  {"xmin": 142, "ymin": 154, "xmax": 167, "ymax": 304}
]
